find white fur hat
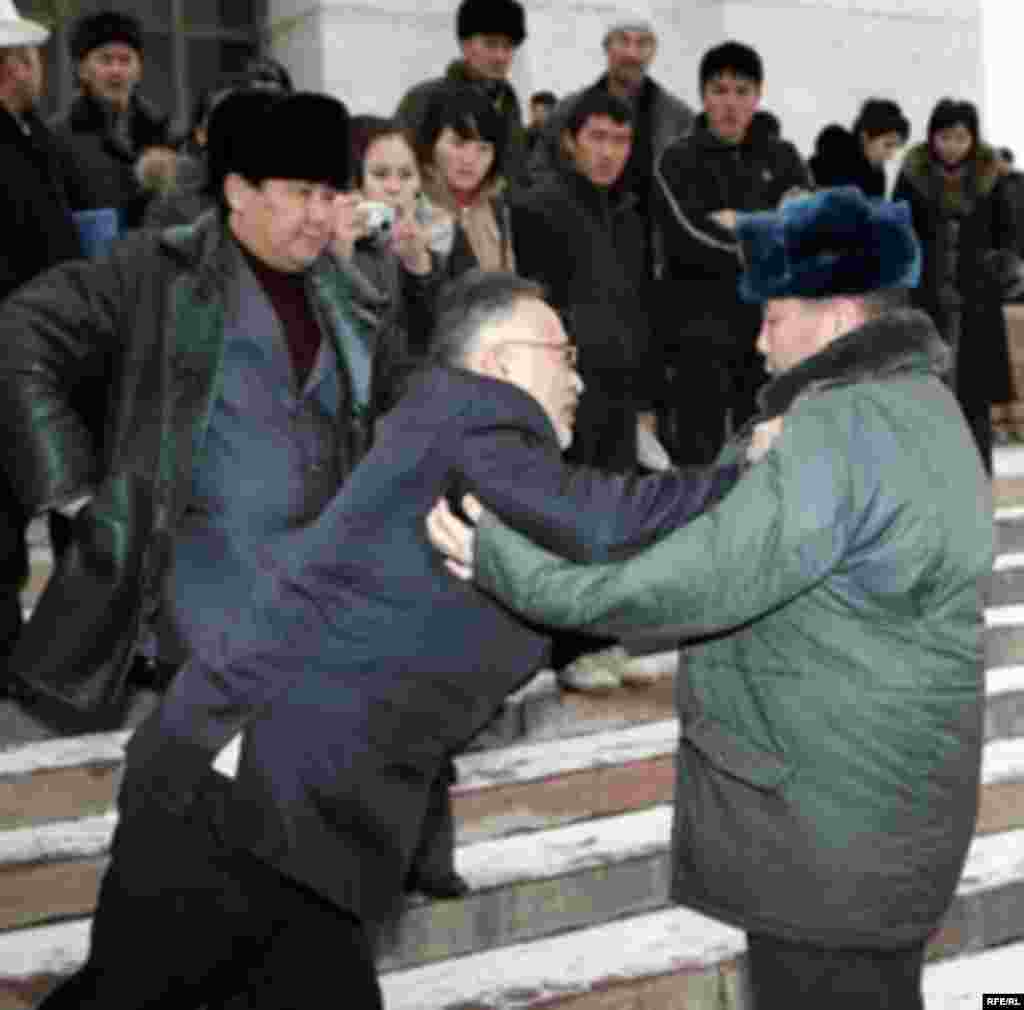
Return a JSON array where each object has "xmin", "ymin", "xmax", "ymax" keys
[{"xmin": 0, "ymin": 0, "xmax": 49, "ymax": 47}]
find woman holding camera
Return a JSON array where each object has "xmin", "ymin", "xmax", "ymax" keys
[
  {"xmin": 413, "ymin": 84, "xmax": 516, "ymax": 276},
  {"xmin": 332, "ymin": 117, "xmax": 442, "ymax": 374},
  {"xmin": 893, "ymin": 98, "xmax": 1017, "ymax": 470}
]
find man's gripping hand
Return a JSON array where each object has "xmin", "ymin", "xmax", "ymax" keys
[{"xmin": 426, "ymin": 494, "xmax": 483, "ymax": 581}]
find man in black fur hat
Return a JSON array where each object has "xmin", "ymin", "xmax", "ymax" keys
[
  {"xmin": 396, "ymin": 0, "xmax": 530, "ymax": 186},
  {"xmin": 1, "ymin": 89, "xmax": 413, "ymax": 1007},
  {"xmin": 51, "ymin": 9, "xmax": 174, "ymax": 226}
]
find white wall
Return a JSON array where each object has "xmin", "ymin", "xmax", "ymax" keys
[
  {"xmin": 981, "ymin": 0, "xmax": 1024, "ymax": 160},
  {"xmin": 270, "ymin": 0, "xmax": 984, "ymax": 161}
]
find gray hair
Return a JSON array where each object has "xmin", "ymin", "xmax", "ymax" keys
[{"xmin": 429, "ymin": 270, "xmax": 546, "ymax": 366}]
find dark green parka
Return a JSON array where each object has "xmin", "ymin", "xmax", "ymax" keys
[{"xmin": 472, "ymin": 308, "xmax": 993, "ymax": 948}]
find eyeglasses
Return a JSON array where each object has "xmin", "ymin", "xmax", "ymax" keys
[{"xmin": 496, "ymin": 340, "xmax": 578, "ymax": 367}]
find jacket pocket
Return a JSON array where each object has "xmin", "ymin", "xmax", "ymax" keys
[{"xmin": 681, "ymin": 717, "xmax": 793, "ymax": 792}]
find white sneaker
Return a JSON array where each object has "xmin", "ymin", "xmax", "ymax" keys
[
  {"xmin": 619, "ymin": 650, "xmax": 679, "ymax": 686},
  {"xmin": 557, "ymin": 646, "xmax": 628, "ymax": 693}
]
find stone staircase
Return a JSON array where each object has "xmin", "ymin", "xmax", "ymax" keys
[{"xmin": 0, "ymin": 474, "xmax": 1023, "ymax": 1008}]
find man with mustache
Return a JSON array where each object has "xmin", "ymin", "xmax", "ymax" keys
[{"xmin": 528, "ymin": 16, "xmax": 693, "ymax": 243}]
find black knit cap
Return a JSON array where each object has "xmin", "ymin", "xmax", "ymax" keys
[
  {"xmin": 70, "ymin": 10, "xmax": 144, "ymax": 62},
  {"xmin": 456, "ymin": 0, "xmax": 526, "ymax": 45},
  {"xmin": 207, "ymin": 90, "xmax": 351, "ymax": 195}
]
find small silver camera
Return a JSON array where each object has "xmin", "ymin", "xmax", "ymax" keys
[{"xmin": 360, "ymin": 201, "xmax": 396, "ymax": 241}]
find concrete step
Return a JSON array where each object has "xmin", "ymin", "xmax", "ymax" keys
[
  {"xmin": 922, "ymin": 939, "xmax": 1024, "ymax": 1008},
  {"xmin": 2, "ymin": 662, "xmax": 1018, "ymax": 841},
  {"xmin": 3, "ymin": 835, "xmax": 1022, "ymax": 1010},
  {"xmin": 2, "ymin": 732, "xmax": 1022, "ymax": 973}
]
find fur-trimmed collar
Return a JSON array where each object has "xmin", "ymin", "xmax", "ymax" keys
[
  {"xmin": 759, "ymin": 308, "xmax": 950, "ymax": 417},
  {"xmin": 899, "ymin": 141, "xmax": 1001, "ymax": 204}
]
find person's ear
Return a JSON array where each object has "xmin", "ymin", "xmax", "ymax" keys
[
  {"xmin": 560, "ymin": 128, "xmax": 576, "ymax": 163},
  {"xmin": 223, "ymin": 173, "xmax": 250, "ymax": 215}
]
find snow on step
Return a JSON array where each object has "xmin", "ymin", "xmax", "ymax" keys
[
  {"xmin": 2, "ymin": 829, "xmax": 1024, "ymax": 993},
  {"xmin": 983, "ymin": 738, "xmax": 1024, "ymax": 783},
  {"xmin": 457, "ymin": 806, "xmax": 671, "ymax": 892},
  {"xmin": 955, "ymin": 828, "xmax": 1024, "ymax": 897},
  {"xmin": 0, "ymin": 814, "xmax": 116, "ymax": 866},
  {"xmin": 986, "ymin": 604, "xmax": 1024, "ymax": 627},
  {"xmin": 0, "ymin": 920, "xmax": 89, "ymax": 980},
  {"xmin": 455, "ymin": 719, "xmax": 678, "ymax": 791},
  {"xmin": 0, "ymin": 732, "xmax": 129, "ymax": 777},
  {"xmin": 3, "ymin": 734, "xmax": 1024, "ymax": 876},
  {"xmin": 381, "ymin": 906, "xmax": 745, "ymax": 1010},
  {"xmin": 923, "ymin": 940, "xmax": 1024, "ymax": 1008},
  {"xmin": 988, "ymin": 665, "xmax": 1024, "ymax": 697}
]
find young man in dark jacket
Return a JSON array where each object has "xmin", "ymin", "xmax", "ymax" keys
[
  {"xmin": 655, "ymin": 41, "xmax": 809, "ymax": 464},
  {"xmin": 36, "ymin": 271, "xmax": 738, "ymax": 1008},
  {"xmin": 512, "ymin": 89, "xmax": 674, "ymax": 692},
  {"xmin": 528, "ymin": 15, "xmax": 694, "ymax": 268},
  {"xmin": 511, "ymin": 89, "xmax": 657, "ymax": 474}
]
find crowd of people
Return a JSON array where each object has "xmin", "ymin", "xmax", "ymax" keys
[{"xmin": 0, "ymin": 0, "xmax": 1005, "ymax": 1007}]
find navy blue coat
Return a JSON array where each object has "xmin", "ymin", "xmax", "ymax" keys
[{"xmin": 122, "ymin": 365, "xmax": 736, "ymax": 923}]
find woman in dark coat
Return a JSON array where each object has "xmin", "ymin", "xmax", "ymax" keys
[
  {"xmin": 809, "ymin": 98, "xmax": 909, "ymax": 197},
  {"xmin": 894, "ymin": 98, "xmax": 1017, "ymax": 470}
]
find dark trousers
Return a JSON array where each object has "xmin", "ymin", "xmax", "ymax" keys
[
  {"xmin": 961, "ymin": 397, "xmax": 994, "ymax": 474},
  {"xmin": 745, "ymin": 932, "xmax": 926, "ymax": 1010},
  {"xmin": 565, "ymin": 373, "xmax": 638, "ymax": 473},
  {"xmin": 39, "ymin": 785, "xmax": 382, "ymax": 1010},
  {"xmin": 661, "ymin": 345, "xmax": 766, "ymax": 466}
]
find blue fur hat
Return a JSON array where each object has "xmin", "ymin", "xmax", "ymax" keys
[{"xmin": 735, "ymin": 186, "xmax": 921, "ymax": 303}]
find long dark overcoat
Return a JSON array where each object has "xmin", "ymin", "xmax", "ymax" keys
[
  {"xmin": 894, "ymin": 142, "xmax": 1017, "ymax": 408},
  {"xmin": 0, "ymin": 213, "xmax": 398, "ymax": 711},
  {"xmin": 122, "ymin": 365, "xmax": 736, "ymax": 924}
]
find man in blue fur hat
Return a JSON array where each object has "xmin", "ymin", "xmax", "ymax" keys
[{"xmin": 428, "ymin": 186, "xmax": 994, "ymax": 1008}]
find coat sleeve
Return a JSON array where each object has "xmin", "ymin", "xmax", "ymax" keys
[
  {"xmin": 655, "ymin": 142, "xmax": 742, "ymax": 276},
  {"xmin": 472, "ymin": 399, "xmax": 853, "ymax": 638},
  {"xmin": 0, "ymin": 254, "xmax": 128, "ymax": 513},
  {"xmin": 454, "ymin": 412, "xmax": 741, "ymax": 565}
]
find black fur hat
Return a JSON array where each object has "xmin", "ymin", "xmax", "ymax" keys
[
  {"xmin": 70, "ymin": 10, "xmax": 144, "ymax": 62},
  {"xmin": 456, "ymin": 0, "xmax": 526, "ymax": 45},
  {"xmin": 735, "ymin": 186, "xmax": 921, "ymax": 303},
  {"xmin": 207, "ymin": 91, "xmax": 351, "ymax": 195}
]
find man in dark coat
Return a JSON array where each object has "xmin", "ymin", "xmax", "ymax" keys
[
  {"xmin": 511, "ymin": 89, "xmax": 656, "ymax": 474},
  {"xmin": 0, "ymin": 3, "xmax": 84, "ymax": 696},
  {"xmin": 51, "ymin": 10, "xmax": 174, "ymax": 228},
  {"xmin": 396, "ymin": 0, "xmax": 529, "ymax": 187},
  {"xmin": 655, "ymin": 41, "xmax": 809, "ymax": 464},
  {"xmin": 36, "ymin": 270, "xmax": 737, "ymax": 1007},
  {"xmin": 0, "ymin": 90, "xmax": 403, "ymax": 726},
  {"xmin": 510, "ymin": 89, "xmax": 666, "ymax": 692},
  {"xmin": 527, "ymin": 15, "xmax": 694, "ymax": 273}
]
